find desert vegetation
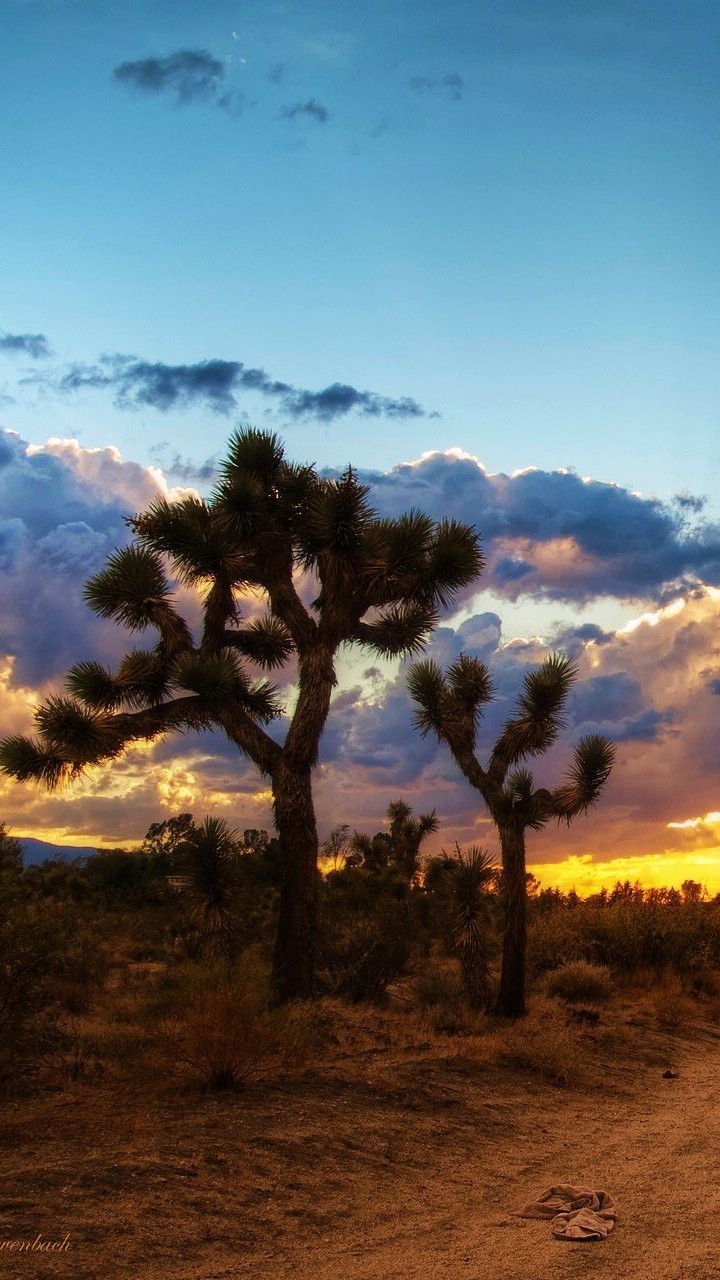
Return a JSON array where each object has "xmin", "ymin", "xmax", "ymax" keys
[{"xmin": 3, "ymin": 810, "xmax": 720, "ymax": 1098}]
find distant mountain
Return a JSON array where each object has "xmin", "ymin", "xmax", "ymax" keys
[{"xmin": 19, "ymin": 837, "xmax": 100, "ymax": 867}]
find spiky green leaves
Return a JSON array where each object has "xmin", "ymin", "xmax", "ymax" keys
[
  {"xmin": 171, "ymin": 650, "xmax": 281, "ymax": 721},
  {"xmin": 219, "ymin": 427, "xmax": 286, "ymax": 485},
  {"xmin": 300, "ymin": 468, "xmax": 375, "ymax": 565},
  {"xmin": 490, "ymin": 653, "xmax": 576, "ymax": 772},
  {"xmin": 407, "ymin": 659, "xmax": 450, "ymax": 738},
  {"xmin": 356, "ymin": 513, "xmax": 483, "ymax": 614},
  {"xmin": 67, "ymin": 661, "xmax": 125, "ymax": 711},
  {"xmin": 0, "ymin": 696, "xmax": 126, "ymax": 790},
  {"xmin": 0, "ymin": 736, "xmax": 70, "ymax": 789},
  {"xmin": 67, "ymin": 652, "xmax": 179, "ymax": 711},
  {"xmin": 447, "ymin": 845, "xmax": 496, "ymax": 1010},
  {"xmin": 131, "ymin": 496, "xmax": 246, "ymax": 588},
  {"xmin": 229, "ymin": 615, "xmax": 295, "ymax": 669},
  {"xmin": 214, "ymin": 428, "xmax": 316, "ymax": 545},
  {"xmin": 422, "ymin": 520, "xmax": 485, "ymax": 611},
  {"xmin": 35, "ymin": 696, "xmax": 120, "ymax": 761},
  {"xmin": 84, "ymin": 546, "xmax": 191, "ymax": 651},
  {"xmin": 357, "ymin": 602, "xmax": 439, "ymax": 658},
  {"xmin": 407, "ymin": 654, "xmax": 493, "ymax": 747},
  {"xmin": 552, "ymin": 734, "xmax": 616, "ymax": 821}
]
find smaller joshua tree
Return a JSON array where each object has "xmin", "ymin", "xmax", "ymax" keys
[{"xmin": 407, "ymin": 653, "xmax": 615, "ymax": 1017}]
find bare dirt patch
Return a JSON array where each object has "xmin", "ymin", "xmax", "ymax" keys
[{"xmin": 2, "ymin": 1006, "xmax": 720, "ymax": 1280}]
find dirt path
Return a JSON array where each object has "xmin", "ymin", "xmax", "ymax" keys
[
  {"xmin": 284, "ymin": 1043, "xmax": 720, "ymax": 1280},
  {"xmin": 3, "ymin": 1030, "xmax": 720, "ymax": 1280}
]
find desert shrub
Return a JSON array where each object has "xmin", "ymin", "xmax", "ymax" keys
[
  {"xmin": 330, "ymin": 915, "xmax": 412, "ymax": 1004},
  {"xmin": 414, "ymin": 959, "xmax": 488, "ymax": 1036},
  {"xmin": 546, "ymin": 960, "xmax": 613, "ymax": 1004},
  {"xmin": 500, "ymin": 1012, "xmax": 581, "ymax": 1087},
  {"xmin": 318, "ymin": 873, "xmax": 419, "ymax": 1003},
  {"xmin": 652, "ymin": 987, "xmax": 693, "ymax": 1030},
  {"xmin": 80, "ymin": 848, "xmax": 174, "ymax": 907},
  {"xmin": 0, "ymin": 903, "xmax": 68, "ymax": 1084},
  {"xmin": 528, "ymin": 911, "xmax": 585, "ymax": 974},
  {"xmin": 684, "ymin": 963, "xmax": 720, "ymax": 997},
  {"xmin": 157, "ymin": 960, "xmax": 322, "ymax": 1089}
]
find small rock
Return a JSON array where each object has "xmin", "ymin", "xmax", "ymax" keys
[{"xmin": 662, "ymin": 1068, "xmax": 679, "ymax": 1079}]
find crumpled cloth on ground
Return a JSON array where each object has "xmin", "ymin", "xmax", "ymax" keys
[{"xmin": 516, "ymin": 1184, "xmax": 618, "ymax": 1241}]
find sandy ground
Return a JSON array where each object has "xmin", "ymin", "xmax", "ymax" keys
[{"xmin": 2, "ymin": 1023, "xmax": 720, "ymax": 1280}]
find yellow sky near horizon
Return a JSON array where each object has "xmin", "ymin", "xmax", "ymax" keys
[{"xmin": 529, "ymin": 846, "xmax": 720, "ymax": 897}]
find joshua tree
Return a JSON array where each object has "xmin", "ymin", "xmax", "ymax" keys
[
  {"xmin": 385, "ymin": 799, "xmax": 440, "ymax": 884},
  {"xmin": 345, "ymin": 799, "xmax": 439, "ymax": 881},
  {"xmin": 0, "ymin": 428, "xmax": 482, "ymax": 1001},
  {"xmin": 407, "ymin": 653, "xmax": 614, "ymax": 1017}
]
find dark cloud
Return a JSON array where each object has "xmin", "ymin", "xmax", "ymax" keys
[
  {"xmin": 112, "ymin": 49, "xmax": 241, "ymax": 113},
  {"xmin": 280, "ymin": 99, "xmax": 330, "ymax": 124},
  {"xmin": 30, "ymin": 354, "xmax": 428, "ymax": 422},
  {"xmin": 358, "ymin": 453, "xmax": 720, "ymax": 605},
  {"xmin": 410, "ymin": 73, "xmax": 464, "ymax": 102},
  {"xmin": 675, "ymin": 492, "xmax": 706, "ymax": 514},
  {"xmin": 568, "ymin": 672, "xmax": 644, "ymax": 725},
  {"xmin": 709, "ymin": 678, "xmax": 720, "ymax": 695},
  {"xmin": 268, "ymin": 64, "xmax": 284, "ymax": 84},
  {"xmin": 284, "ymin": 382, "xmax": 422, "ymax": 420},
  {"xmin": 549, "ymin": 622, "xmax": 616, "ymax": 658},
  {"xmin": 0, "ymin": 331, "xmax": 51, "ymax": 359},
  {"xmin": 113, "ymin": 49, "xmax": 222, "ymax": 102}
]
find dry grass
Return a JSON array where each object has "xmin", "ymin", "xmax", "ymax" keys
[
  {"xmin": 497, "ymin": 1000, "xmax": 584, "ymax": 1088},
  {"xmin": 546, "ymin": 959, "xmax": 613, "ymax": 1004},
  {"xmin": 651, "ymin": 984, "xmax": 695, "ymax": 1030}
]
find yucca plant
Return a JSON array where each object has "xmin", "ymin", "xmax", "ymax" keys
[
  {"xmin": 449, "ymin": 845, "xmax": 496, "ymax": 1011},
  {"xmin": 175, "ymin": 816, "xmax": 242, "ymax": 958},
  {"xmin": 408, "ymin": 652, "xmax": 614, "ymax": 1017},
  {"xmin": 0, "ymin": 428, "xmax": 483, "ymax": 1001}
]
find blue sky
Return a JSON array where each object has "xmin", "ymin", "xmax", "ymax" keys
[
  {"xmin": 1, "ymin": 0, "xmax": 720, "ymax": 887},
  {"xmin": 3, "ymin": 0, "xmax": 719, "ymax": 491}
]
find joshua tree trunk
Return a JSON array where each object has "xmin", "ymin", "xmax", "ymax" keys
[
  {"xmin": 271, "ymin": 764, "xmax": 319, "ymax": 1002},
  {"xmin": 495, "ymin": 818, "xmax": 528, "ymax": 1018}
]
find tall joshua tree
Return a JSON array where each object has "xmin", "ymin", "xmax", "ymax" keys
[
  {"xmin": 407, "ymin": 653, "xmax": 615, "ymax": 1017},
  {"xmin": 0, "ymin": 429, "xmax": 482, "ymax": 1001}
]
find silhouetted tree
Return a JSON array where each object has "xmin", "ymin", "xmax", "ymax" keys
[
  {"xmin": 141, "ymin": 812, "xmax": 197, "ymax": 864},
  {"xmin": 385, "ymin": 799, "xmax": 439, "ymax": 884},
  {"xmin": 0, "ymin": 429, "xmax": 482, "ymax": 1001},
  {"xmin": 408, "ymin": 652, "xmax": 614, "ymax": 1017}
]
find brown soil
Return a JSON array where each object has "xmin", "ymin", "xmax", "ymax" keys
[{"xmin": 2, "ymin": 1014, "xmax": 720, "ymax": 1280}]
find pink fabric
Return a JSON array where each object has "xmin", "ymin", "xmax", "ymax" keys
[{"xmin": 516, "ymin": 1184, "xmax": 618, "ymax": 1241}]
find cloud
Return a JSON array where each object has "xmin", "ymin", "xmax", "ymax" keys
[
  {"xmin": 356, "ymin": 451, "xmax": 720, "ymax": 605},
  {"xmin": 314, "ymin": 589, "xmax": 720, "ymax": 869},
  {"xmin": 2, "ymin": 430, "xmax": 720, "ymax": 882},
  {"xmin": 148, "ymin": 445, "xmax": 219, "ymax": 483},
  {"xmin": 29, "ymin": 354, "xmax": 428, "ymax": 422},
  {"xmin": 280, "ymin": 99, "xmax": 330, "ymax": 124},
  {"xmin": 112, "ymin": 49, "xmax": 243, "ymax": 114},
  {"xmin": 0, "ymin": 330, "xmax": 51, "ymax": 359},
  {"xmin": 0, "ymin": 431, "xmax": 192, "ymax": 685},
  {"xmin": 409, "ymin": 73, "xmax": 464, "ymax": 102}
]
